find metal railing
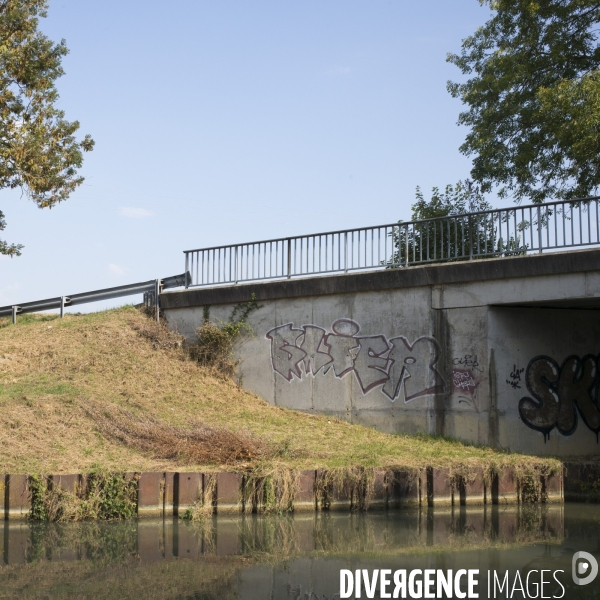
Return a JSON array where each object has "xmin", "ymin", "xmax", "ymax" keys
[
  {"xmin": 0, "ymin": 272, "xmax": 188, "ymax": 324},
  {"xmin": 183, "ymin": 197, "xmax": 600, "ymax": 288}
]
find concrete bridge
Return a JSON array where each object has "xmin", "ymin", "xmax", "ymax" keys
[{"xmin": 161, "ymin": 247, "xmax": 600, "ymax": 458}]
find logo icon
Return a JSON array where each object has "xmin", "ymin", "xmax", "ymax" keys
[{"xmin": 573, "ymin": 551, "xmax": 599, "ymax": 586}]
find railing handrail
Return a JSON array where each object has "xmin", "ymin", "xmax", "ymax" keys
[{"xmin": 182, "ymin": 196, "xmax": 600, "ymax": 255}]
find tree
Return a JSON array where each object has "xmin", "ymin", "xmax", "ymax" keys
[
  {"xmin": 0, "ymin": 0, "xmax": 93, "ymax": 256},
  {"xmin": 410, "ymin": 179, "xmax": 492, "ymax": 221},
  {"xmin": 390, "ymin": 180, "xmax": 526, "ymax": 265},
  {"xmin": 448, "ymin": 0, "xmax": 600, "ymax": 204}
]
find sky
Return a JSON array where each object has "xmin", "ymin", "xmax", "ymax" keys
[{"xmin": 0, "ymin": 0, "xmax": 495, "ymax": 311}]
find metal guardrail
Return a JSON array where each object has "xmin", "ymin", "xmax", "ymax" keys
[
  {"xmin": 0, "ymin": 272, "xmax": 188, "ymax": 324},
  {"xmin": 183, "ymin": 197, "xmax": 600, "ymax": 288}
]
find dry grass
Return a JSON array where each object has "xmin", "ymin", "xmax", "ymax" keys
[
  {"xmin": 0, "ymin": 307, "xmax": 561, "ymax": 476},
  {"xmin": 86, "ymin": 402, "xmax": 266, "ymax": 466}
]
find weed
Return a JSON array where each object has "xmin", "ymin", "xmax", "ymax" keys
[
  {"xmin": 246, "ymin": 467, "xmax": 300, "ymax": 514},
  {"xmin": 28, "ymin": 471, "xmax": 137, "ymax": 522},
  {"xmin": 189, "ymin": 294, "xmax": 262, "ymax": 376},
  {"xmin": 29, "ymin": 475, "xmax": 48, "ymax": 521},
  {"xmin": 81, "ymin": 471, "xmax": 138, "ymax": 520}
]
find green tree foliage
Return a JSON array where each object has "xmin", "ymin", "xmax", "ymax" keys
[
  {"xmin": 390, "ymin": 180, "xmax": 525, "ymax": 266},
  {"xmin": 0, "ymin": 0, "xmax": 94, "ymax": 255},
  {"xmin": 410, "ymin": 179, "xmax": 492, "ymax": 221},
  {"xmin": 447, "ymin": 0, "xmax": 600, "ymax": 204},
  {"xmin": 0, "ymin": 208, "xmax": 21, "ymax": 255}
]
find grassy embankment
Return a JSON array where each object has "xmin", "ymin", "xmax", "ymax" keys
[{"xmin": 0, "ymin": 307, "xmax": 559, "ymax": 479}]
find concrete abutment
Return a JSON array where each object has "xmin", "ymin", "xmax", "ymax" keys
[{"xmin": 162, "ymin": 248, "xmax": 600, "ymax": 458}]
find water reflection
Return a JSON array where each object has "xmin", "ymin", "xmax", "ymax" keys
[{"xmin": 0, "ymin": 504, "xmax": 597, "ymax": 599}]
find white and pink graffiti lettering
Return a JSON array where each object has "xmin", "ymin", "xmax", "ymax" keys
[
  {"xmin": 453, "ymin": 369, "xmax": 476, "ymax": 391},
  {"xmin": 452, "ymin": 368, "xmax": 484, "ymax": 412},
  {"xmin": 266, "ymin": 319, "xmax": 445, "ymax": 402}
]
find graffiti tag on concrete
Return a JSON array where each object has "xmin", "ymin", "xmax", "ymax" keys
[
  {"xmin": 452, "ymin": 368, "xmax": 484, "ymax": 412},
  {"xmin": 452, "ymin": 354, "xmax": 484, "ymax": 373},
  {"xmin": 519, "ymin": 355, "xmax": 600, "ymax": 441},
  {"xmin": 506, "ymin": 364, "xmax": 524, "ymax": 390},
  {"xmin": 266, "ymin": 319, "xmax": 445, "ymax": 403}
]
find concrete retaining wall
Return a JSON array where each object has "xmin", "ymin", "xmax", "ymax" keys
[{"xmin": 162, "ymin": 249, "xmax": 600, "ymax": 457}]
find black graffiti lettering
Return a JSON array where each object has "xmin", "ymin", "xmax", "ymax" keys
[
  {"xmin": 506, "ymin": 364, "xmax": 525, "ymax": 389},
  {"xmin": 298, "ymin": 325, "xmax": 333, "ymax": 375},
  {"xmin": 353, "ymin": 335, "xmax": 390, "ymax": 393},
  {"xmin": 519, "ymin": 354, "xmax": 600, "ymax": 440},
  {"xmin": 519, "ymin": 357, "xmax": 566, "ymax": 438},
  {"xmin": 453, "ymin": 354, "xmax": 483, "ymax": 372},
  {"xmin": 510, "ymin": 365, "xmax": 524, "ymax": 381},
  {"xmin": 562, "ymin": 355, "xmax": 600, "ymax": 436},
  {"xmin": 265, "ymin": 323, "xmax": 307, "ymax": 382}
]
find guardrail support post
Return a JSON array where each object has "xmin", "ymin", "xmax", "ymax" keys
[
  {"xmin": 154, "ymin": 279, "xmax": 160, "ymax": 323},
  {"xmin": 60, "ymin": 296, "xmax": 65, "ymax": 318},
  {"xmin": 11, "ymin": 306, "xmax": 17, "ymax": 325}
]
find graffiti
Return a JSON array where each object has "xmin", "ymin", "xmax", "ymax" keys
[
  {"xmin": 452, "ymin": 368, "xmax": 484, "ymax": 411},
  {"xmin": 453, "ymin": 369, "xmax": 476, "ymax": 392},
  {"xmin": 384, "ymin": 336, "xmax": 444, "ymax": 402},
  {"xmin": 265, "ymin": 324, "xmax": 306, "ymax": 382},
  {"xmin": 266, "ymin": 319, "xmax": 445, "ymax": 403},
  {"xmin": 452, "ymin": 354, "xmax": 484, "ymax": 373},
  {"xmin": 506, "ymin": 364, "xmax": 524, "ymax": 389},
  {"xmin": 519, "ymin": 355, "xmax": 600, "ymax": 441}
]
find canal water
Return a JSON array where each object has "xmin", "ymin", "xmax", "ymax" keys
[{"xmin": 0, "ymin": 504, "xmax": 598, "ymax": 599}]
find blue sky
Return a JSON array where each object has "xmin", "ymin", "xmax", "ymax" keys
[{"xmin": 0, "ymin": 0, "xmax": 494, "ymax": 309}]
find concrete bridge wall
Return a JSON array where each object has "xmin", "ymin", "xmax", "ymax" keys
[{"xmin": 162, "ymin": 249, "xmax": 600, "ymax": 457}]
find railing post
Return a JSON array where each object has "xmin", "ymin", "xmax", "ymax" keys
[
  {"xmin": 287, "ymin": 239, "xmax": 292, "ymax": 279},
  {"xmin": 344, "ymin": 232, "xmax": 348, "ymax": 273},
  {"xmin": 234, "ymin": 247, "xmax": 238, "ymax": 284},
  {"xmin": 405, "ymin": 224, "xmax": 409, "ymax": 267},
  {"xmin": 184, "ymin": 253, "xmax": 190, "ymax": 289},
  {"xmin": 11, "ymin": 306, "xmax": 17, "ymax": 325},
  {"xmin": 468, "ymin": 215, "xmax": 473, "ymax": 260},
  {"xmin": 60, "ymin": 296, "xmax": 65, "ymax": 318},
  {"xmin": 537, "ymin": 205, "xmax": 543, "ymax": 253}
]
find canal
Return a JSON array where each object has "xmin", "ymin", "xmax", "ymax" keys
[{"xmin": 0, "ymin": 504, "xmax": 598, "ymax": 599}]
